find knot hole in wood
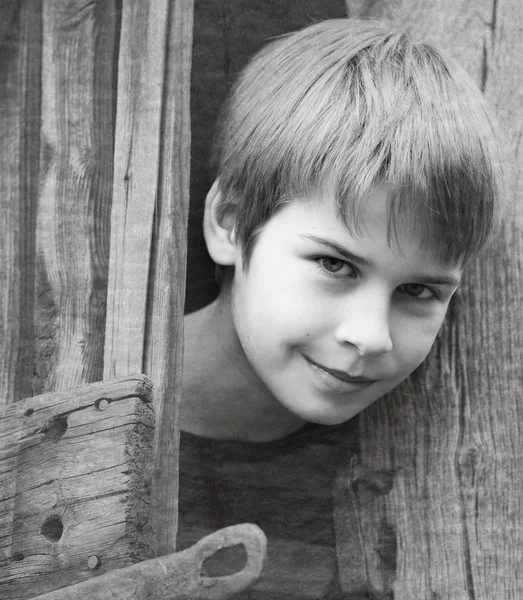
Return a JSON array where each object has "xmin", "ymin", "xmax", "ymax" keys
[
  {"xmin": 38, "ymin": 416, "xmax": 68, "ymax": 441},
  {"xmin": 40, "ymin": 515, "xmax": 64, "ymax": 542}
]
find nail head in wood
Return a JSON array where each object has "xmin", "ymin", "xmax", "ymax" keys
[
  {"xmin": 96, "ymin": 398, "xmax": 110, "ymax": 411},
  {"xmin": 88, "ymin": 555, "xmax": 101, "ymax": 570}
]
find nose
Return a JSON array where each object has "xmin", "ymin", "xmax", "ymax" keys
[{"xmin": 334, "ymin": 290, "xmax": 393, "ymax": 357}]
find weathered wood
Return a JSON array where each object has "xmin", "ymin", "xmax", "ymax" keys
[
  {"xmin": 333, "ymin": 456, "xmax": 371, "ymax": 596},
  {"xmin": 0, "ymin": 1, "xmax": 19, "ymax": 45},
  {"xmin": 103, "ymin": 0, "xmax": 174, "ymax": 379},
  {"xmin": 338, "ymin": 1, "xmax": 523, "ymax": 598},
  {"xmin": 104, "ymin": 0, "xmax": 194, "ymax": 557},
  {"xmin": 30, "ymin": 524, "xmax": 267, "ymax": 600},
  {"xmin": 35, "ymin": 0, "xmax": 116, "ymax": 393},
  {"xmin": 143, "ymin": 0, "xmax": 193, "ymax": 558},
  {"xmin": 0, "ymin": 0, "xmax": 41, "ymax": 405},
  {"xmin": 0, "ymin": 375, "xmax": 154, "ymax": 600}
]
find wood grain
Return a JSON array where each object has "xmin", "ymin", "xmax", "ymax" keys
[
  {"xmin": 0, "ymin": 375, "xmax": 154, "ymax": 600},
  {"xmin": 103, "ymin": 0, "xmax": 173, "ymax": 379},
  {"xmin": 339, "ymin": 1, "xmax": 523, "ymax": 598},
  {"xmin": 35, "ymin": 0, "xmax": 116, "ymax": 393},
  {"xmin": 0, "ymin": 1, "xmax": 42, "ymax": 405},
  {"xmin": 0, "ymin": 1, "xmax": 19, "ymax": 45},
  {"xmin": 103, "ymin": 0, "xmax": 194, "ymax": 556},
  {"xmin": 29, "ymin": 524, "xmax": 267, "ymax": 600},
  {"xmin": 143, "ymin": 0, "xmax": 193, "ymax": 558}
]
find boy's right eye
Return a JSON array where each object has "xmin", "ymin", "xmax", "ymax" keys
[{"xmin": 315, "ymin": 256, "xmax": 358, "ymax": 278}]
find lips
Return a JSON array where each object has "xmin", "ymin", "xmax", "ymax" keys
[{"xmin": 305, "ymin": 357, "xmax": 378, "ymax": 392}]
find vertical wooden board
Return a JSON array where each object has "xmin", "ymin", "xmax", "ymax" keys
[
  {"xmin": 35, "ymin": 0, "xmax": 116, "ymax": 394},
  {"xmin": 455, "ymin": 1, "xmax": 523, "ymax": 596},
  {"xmin": 104, "ymin": 0, "xmax": 195, "ymax": 557},
  {"xmin": 0, "ymin": 375, "xmax": 154, "ymax": 600},
  {"xmin": 353, "ymin": 369, "xmax": 471, "ymax": 598},
  {"xmin": 103, "ymin": 0, "xmax": 171, "ymax": 379},
  {"xmin": 340, "ymin": 1, "xmax": 523, "ymax": 598},
  {"xmin": 0, "ymin": 1, "xmax": 42, "ymax": 405},
  {"xmin": 143, "ymin": 0, "xmax": 194, "ymax": 556}
]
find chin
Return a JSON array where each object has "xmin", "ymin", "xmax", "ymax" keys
[
  {"xmin": 292, "ymin": 405, "xmax": 358, "ymax": 427},
  {"xmin": 284, "ymin": 391, "xmax": 383, "ymax": 426}
]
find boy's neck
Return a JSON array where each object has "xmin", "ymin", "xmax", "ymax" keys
[{"xmin": 181, "ymin": 291, "xmax": 307, "ymax": 442}]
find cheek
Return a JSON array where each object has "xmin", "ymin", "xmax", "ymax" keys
[
  {"xmin": 393, "ymin": 314, "xmax": 446, "ymax": 370},
  {"xmin": 232, "ymin": 274, "xmax": 324, "ymax": 359},
  {"xmin": 235, "ymin": 260, "xmax": 314, "ymax": 324}
]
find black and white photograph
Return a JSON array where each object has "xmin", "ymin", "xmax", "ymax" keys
[{"xmin": 1, "ymin": 1, "xmax": 521, "ymax": 599}]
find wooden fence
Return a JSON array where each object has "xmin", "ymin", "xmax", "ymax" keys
[
  {"xmin": 1, "ymin": 0, "xmax": 522, "ymax": 598},
  {"xmin": 0, "ymin": 0, "xmax": 193, "ymax": 559}
]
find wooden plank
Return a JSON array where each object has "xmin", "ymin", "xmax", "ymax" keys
[
  {"xmin": 0, "ymin": 375, "xmax": 154, "ymax": 600},
  {"xmin": 104, "ymin": 0, "xmax": 194, "ymax": 556},
  {"xmin": 0, "ymin": 0, "xmax": 41, "ymax": 405},
  {"xmin": 103, "ymin": 0, "xmax": 173, "ymax": 379},
  {"xmin": 35, "ymin": 0, "xmax": 116, "ymax": 393},
  {"xmin": 338, "ymin": 1, "xmax": 523, "ymax": 598},
  {"xmin": 30, "ymin": 524, "xmax": 267, "ymax": 600},
  {"xmin": 144, "ymin": 0, "xmax": 193, "ymax": 557},
  {"xmin": 0, "ymin": 1, "xmax": 19, "ymax": 44}
]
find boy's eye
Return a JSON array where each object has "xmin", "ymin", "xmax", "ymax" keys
[
  {"xmin": 397, "ymin": 283, "xmax": 436, "ymax": 300},
  {"xmin": 317, "ymin": 256, "xmax": 357, "ymax": 277}
]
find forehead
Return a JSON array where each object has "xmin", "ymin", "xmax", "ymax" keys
[{"xmin": 290, "ymin": 186, "xmax": 463, "ymax": 272}]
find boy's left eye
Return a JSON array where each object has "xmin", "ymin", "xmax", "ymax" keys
[{"xmin": 397, "ymin": 283, "xmax": 436, "ymax": 300}]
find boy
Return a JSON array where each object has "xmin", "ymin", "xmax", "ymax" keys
[{"xmin": 178, "ymin": 19, "xmax": 502, "ymax": 598}]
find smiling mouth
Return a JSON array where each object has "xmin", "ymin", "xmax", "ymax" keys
[{"xmin": 306, "ymin": 357, "xmax": 378, "ymax": 389}]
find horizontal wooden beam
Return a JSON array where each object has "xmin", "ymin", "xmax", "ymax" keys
[{"xmin": 0, "ymin": 375, "xmax": 154, "ymax": 599}]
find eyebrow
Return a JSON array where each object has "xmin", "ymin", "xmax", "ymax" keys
[
  {"xmin": 301, "ymin": 234, "xmax": 375, "ymax": 268},
  {"xmin": 300, "ymin": 234, "xmax": 461, "ymax": 287}
]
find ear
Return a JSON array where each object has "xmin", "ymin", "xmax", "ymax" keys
[{"xmin": 203, "ymin": 179, "xmax": 238, "ymax": 266}]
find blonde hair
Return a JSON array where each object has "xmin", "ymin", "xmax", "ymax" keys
[{"xmin": 212, "ymin": 19, "xmax": 503, "ymax": 268}]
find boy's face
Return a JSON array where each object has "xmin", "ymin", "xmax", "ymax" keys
[{"xmin": 228, "ymin": 185, "xmax": 461, "ymax": 425}]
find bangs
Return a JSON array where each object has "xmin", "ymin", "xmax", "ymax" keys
[
  {"xmin": 331, "ymin": 43, "xmax": 498, "ymax": 266},
  {"xmin": 214, "ymin": 21, "xmax": 502, "ymax": 267}
]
